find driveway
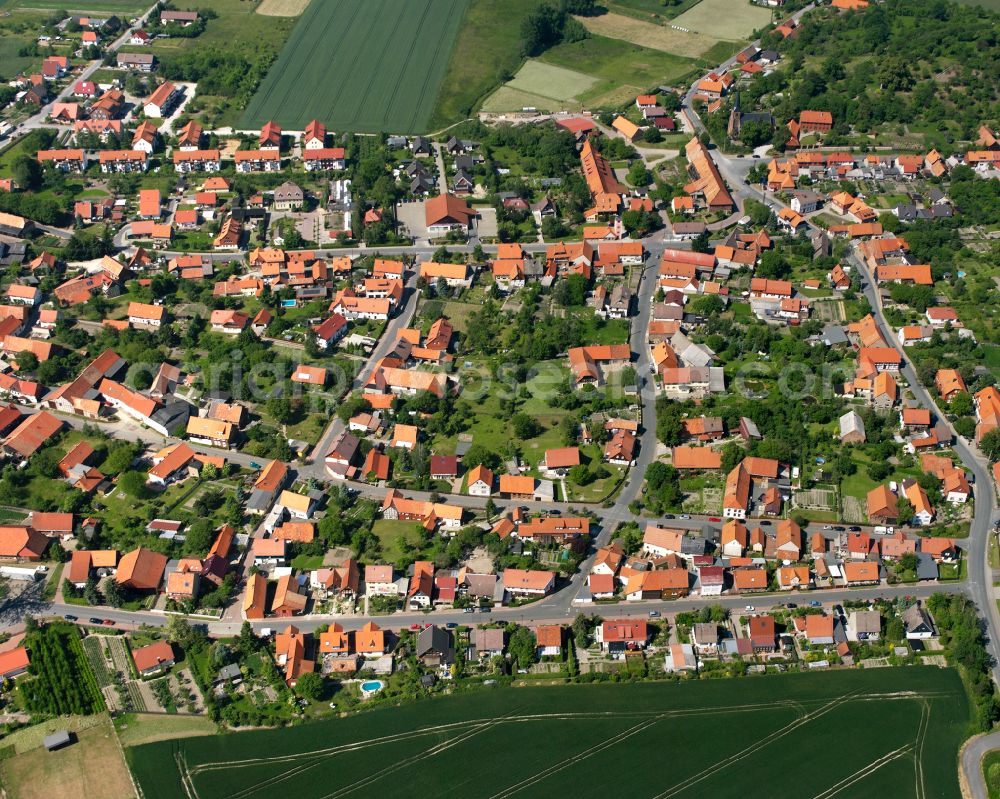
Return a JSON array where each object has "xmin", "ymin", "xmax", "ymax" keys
[{"xmin": 396, "ymin": 200, "xmax": 428, "ymax": 242}]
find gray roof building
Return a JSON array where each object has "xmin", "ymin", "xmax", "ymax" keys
[{"xmin": 416, "ymin": 625, "xmax": 454, "ymax": 666}]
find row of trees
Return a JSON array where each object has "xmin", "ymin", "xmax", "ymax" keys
[
  {"xmin": 926, "ymin": 593, "xmax": 1000, "ymax": 731},
  {"xmin": 19, "ymin": 622, "xmax": 104, "ymax": 716},
  {"xmin": 521, "ymin": 1, "xmax": 590, "ymax": 58}
]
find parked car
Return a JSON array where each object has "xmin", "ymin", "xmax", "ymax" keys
[
  {"xmin": 785, "ymin": 603, "xmax": 797, "ymax": 609},
  {"xmin": 446, "ymin": 622, "xmax": 457, "ymax": 629},
  {"xmin": 463, "ymin": 607, "xmax": 475, "ymax": 613},
  {"xmin": 809, "ymin": 600, "xmax": 822, "ymax": 607},
  {"xmin": 88, "ymin": 617, "xmax": 102, "ymax": 624},
  {"xmin": 759, "ymin": 520, "xmax": 772, "ymax": 526},
  {"xmin": 102, "ymin": 619, "xmax": 116, "ymax": 626},
  {"xmin": 849, "ymin": 526, "xmax": 862, "ymax": 532},
  {"xmin": 63, "ymin": 614, "xmax": 78, "ymax": 621},
  {"xmin": 648, "ymin": 610, "xmax": 661, "ymax": 618},
  {"xmin": 745, "ymin": 605, "xmax": 755, "ymax": 612},
  {"xmin": 708, "ymin": 517, "xmax": 721, "ymax": 522}
]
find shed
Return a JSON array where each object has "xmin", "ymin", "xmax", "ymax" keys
[{"xmin": 44, "ymin": 730, "xmax": 72, "ymax": 751}]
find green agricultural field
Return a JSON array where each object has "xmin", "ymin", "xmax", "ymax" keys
[
  {"xmin": 240, "ymin": 0, "xmax": 469, "ymax": 133},
  {"xmin": 671, "ymin": 0, "xmax": 774, "ymax": 40},
  {"xmin": 128, "ymin": 667, "xmax": 968, "ymax": 799}
]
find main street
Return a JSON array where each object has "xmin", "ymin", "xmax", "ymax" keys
[
  {"xmin": 45, "ymin": 582, "xmax": 948, "ymax": 638},
  {"xmin": 848, "ymin": 246, "xmax": 1000, "ymax": 682}
]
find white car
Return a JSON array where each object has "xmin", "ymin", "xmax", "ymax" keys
[{"xmin": 745, "ymin": 605, "xmax": 755, "ymax": 612}]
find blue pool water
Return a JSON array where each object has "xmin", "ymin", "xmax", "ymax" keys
[
  {"xmin": 361, "ymin": 680, "xmax": 384, "ymax": 692},
  {"xmin": 281, "ymin": 299, "xmax": 297, "ymax": 307}
]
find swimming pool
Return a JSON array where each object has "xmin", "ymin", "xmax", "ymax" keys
[
  {"xmin": 360, "ymin": 680, "xmax": 384, "ymax": 697},
  {"xmin": 281, "ymin": 299, "xmax": 296, "ymax": 308}
]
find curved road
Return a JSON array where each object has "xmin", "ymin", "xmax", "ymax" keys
[{"xmin": 963, "ymin": 732, "xmax": 1000, "ymax": 799}]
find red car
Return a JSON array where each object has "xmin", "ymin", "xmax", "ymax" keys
[
  {"xmin": 102, "ymin": 619, "xmax": 116, "ymax": 626},
  {"xmin": 708, "ymin": 517, "xmax": 722, "ymax": 522},
  {"xmin": 409, "ymin": 624, "xmax": 421, "ymax": 630}
]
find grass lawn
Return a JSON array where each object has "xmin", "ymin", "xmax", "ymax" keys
[
  {"xmin": 435, "ymin": 391, "xmax": 510, "ymax": 455},
  {"xmin": 371, "ymin": 519, "xmax": 426, "ymax": 564},
  {"xmin": 283, "ymin": 411, "xmax": 329, "ymax": 444},
  {"xmin": 129, "ymin": 667, "xmax": 968, "ymax": 799},
  {"xmin": 577, "ymin": 11, "xmax": 720, "ymax": 59},
  {"xmin": 606, "ymin": 0, "xmax": 703, "ymax": 19},
  {"xmin": 290, "ymin": 553, "xmax": 325, "ymax": 571},
  {"xmin": 5, "ymin": 0, "xmax": 147, "ymax": 10},
  {"xmin": 115, "ymin": 713, "xmax": 217, "ymax": 748},
  {"xmin": 839, "ymin": 450, "xmax": 924, "ymax": 506},
  {"xmin": 0, "ymin": 507, "xmax": 27, "ymax": 522},
  {"xmin": 671, "ymin": 0, "xmax": 773, "ymax": 39},
  {"xmin": 0, "ymin": 130, "xmax": 51, "ymax": 175},
  {"xmin": 521, "ymin": 360, "xmax": 572, "ymax": 415},
  {"xmin": 0, "ymin": 29, "xmax": 39, "ymax": 78},
  {"xmin": 540, "ymin": 34, "xmax": 698, "ymax": 91},
  {"xmin": 428, "ymin": 0, "xmax": 540, "ymax": 129},
  {"xmin": 95, "ymin": 478, "xmax": 233, "ymax": 555},
  {"xmin": 438, "ymin": 299, "xmax": 483, "ymax": 334},
  {"xmin": 0, "ymin": 716, "xmax": 133, "ymax": 799},
  {"xmin": 520, "ymin": 414, "xmax": 571, "ymax": 470},
  {"xmin": 839, "ymin": 469, "xmax": 875, "ymax": 502},
  {"xmin": 699, "ymin": 38, "xmax": 743, "ymax": 65},
  {"xmin": 563, "ymin": 444, "xmax": 625, "ymax": 502},
  {"xmin": 572, "ymin": 310, "xmax": 630, "ymax": 346},
  {"xmin": 484, "ymin": 30, "xmax": 700, "ymax": 113},
  {"xmin": 506, "ymin": 60, "xmax": 599, "ymax": 102},
  {"xmin": 983, "ymin": 749, "xmax": 1000, "ymax": 799},
  {"xmin": 480, "ymin": 86, "xmax": 567, "ymax": 114}
]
